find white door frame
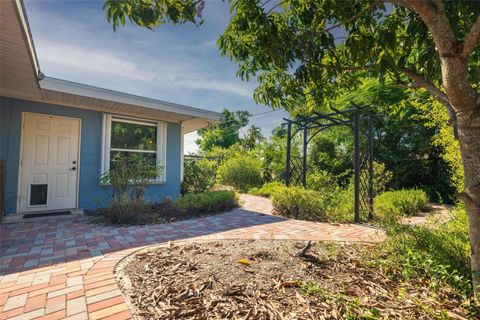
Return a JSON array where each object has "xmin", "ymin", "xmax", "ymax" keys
[{"xmin": 17, "ymin": 112, "xmax": 82, "ymax": 213}]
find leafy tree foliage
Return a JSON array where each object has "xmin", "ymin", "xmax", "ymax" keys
[
  {"xmin": 242, "ymin": 125, "xmax": 265, "ymax": 150},
  {"xmin": 411, "ymin": 94, "xmax": 464, "ymax": 193},
  {"xmin": 196, "ymin": 108, "xmax": 250, "ymax": 153},
  {"xmin": 304, "ymin": 78, "xmax": 458, "ymax": 201},
  {"xmin": 255, "ymin": 127, "xmax": 288, "ymax": 182},
  {"xmin": 105, "ymin": 0, "xmax": 478, "ymax": 113}
]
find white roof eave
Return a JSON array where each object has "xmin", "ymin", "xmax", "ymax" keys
[
  {"xmin": 15, "ymin": 0, "xmax": 41, "ymax": 79},
  {"xmin": 39, "ymin": 77, "xmax": 223, "ymax": 122}
]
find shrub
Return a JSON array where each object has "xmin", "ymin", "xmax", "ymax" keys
[
  {"xmin": 249, "ymin": 182, "xmax": 287, "ymax": 197},
  {"xmin": 369, "ymin": 205, "xmax": 472, "ymax": 300},
  {"xmin": 253, "ymin": 183, "xmax": 356, "ymax": 223},
  {"xmin": 99, "ymin": 154, "xmax": 163, "ymax": 224},
  {"xmin": 371, "ymin": 162, "xmax": 393, "ymax": 195},
  {"xmin": 271, "ymin": 187, "xmax": 330, "ymax": 221},
  {"xmin": 374, "ymin": 189, "xmax": 428, "ymax": 221},
  {"xmin": 307, "ymin": 169, "xmax": 338, "ymax": 193},
  {"xmin": 354, "ymin": 161, "xmax": 393, "ymax": 197},
  {"xmin": 176, "ymin": 191, "xmax": 239, "ymax": 215},
  {"xmin": 325, "ymin": 188, "xmax": 356, "ymax": 222},
  {"xmin": 149, "ymin": 198, "xmax": 186, "ymax": 222},
  {"xmin": 181, "ymin": 158, "xmax": 217, "ymax": 194},
  {"xmin": 101, "ymin": 202, "xmax": 149, "ymax": 224},
  {"xmin": 217, "ymin": 154, "xmax": 263, "ymax": 192},
  {"xmin": 100, "ymin": 153, "xmax": 162, "ymax": 207},
  {"xmin": 101, "ymin": 197, "xmax": 184, "ymax": 225},
  {"xmin": 102, "ymin": 191, "xmax": 239, "ymax": 225}
]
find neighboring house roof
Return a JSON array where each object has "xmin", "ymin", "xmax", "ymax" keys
[{"xmin": 0, "ymin": 0, "xmax": 223, "ymax": 133}]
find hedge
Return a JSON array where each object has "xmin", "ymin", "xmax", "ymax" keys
[{"xmin": 176, "ymin": 191, "xmax": 239, "ymax": 215}]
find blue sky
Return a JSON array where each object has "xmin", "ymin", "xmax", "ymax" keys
[{"xmin": 24, "ymin": 0, "xmax": 287, "ymax": 154}]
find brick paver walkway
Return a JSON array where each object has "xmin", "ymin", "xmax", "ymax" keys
[{"xmin": 0, "ymin": 195, "xmax": 384, "ymax": 319}]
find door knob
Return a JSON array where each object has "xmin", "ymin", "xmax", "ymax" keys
[{"xmin": 70, "ymin": 167, "xmax": 76, "ymax": 171}]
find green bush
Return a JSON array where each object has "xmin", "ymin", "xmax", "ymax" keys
[
  {"xmin": 371, "ymin": 161, "xmax": 393, "ymax": 195},
  {"xmin": 307, "ymin": 169, "xmax": 338, "ymax": 193},
  {"xmin": 325, "ymin": 189, "xmax": 356, "ymax": 222},
  {"xmin": 102, "ymin": 191, "xmax": 238, "ymax": 225},
  {"xmin": 181, "ymin": 158, "xmax": 217, "ymax": 194},
  {"xmin": 99, "ymin": 153, "xmax": 164, "ymax": 224},
  {"xmin": 369, "ymin": 205, "xmax": 473, "ymax": 300},
  {"xmin": 216, "ymin": 154, "xmax": 263, "ymax": 192},
  {"xmin": 100, "ymin": 153, "xmax": 162, "ymax": 207},
  {"xmin": 176, "ymin": 191, "xmax": 239, "ymax": 215},
  {"xmin": 252, "ymin": 182, "xmax": 356, "ymax": 223},
  {"xmin": 101, "ymin": 202, "xmax": 148, "ymax": 224},
  {"xmin": 249, "ymin": 182, "xmax": 287, "ymax": 197},
  {"xmin": 374, "ymin": 189, "xmax": 428, "ymax": 221},
  {"xmin": 271, "ymin": 186, "xmax": 331, "ymax": 221},
  {"xmin": 101, "ymin": 197, "xmax": 184, "ymax": 225}
]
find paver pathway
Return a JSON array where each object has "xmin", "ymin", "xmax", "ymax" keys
[{"xmin": 0, "ymin": 195, "xmax": 384, "ymax": 319}]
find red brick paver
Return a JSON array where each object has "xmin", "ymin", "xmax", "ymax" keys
[{"xmin": 0, "ymin": 195, "xmax": 384, "ymax": 319}]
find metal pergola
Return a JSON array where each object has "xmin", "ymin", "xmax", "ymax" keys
[{"xmin": 284, "ymin": 107, "xmax": 374, "ymax": 223}]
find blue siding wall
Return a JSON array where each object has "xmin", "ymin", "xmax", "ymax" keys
[{"xmin": 0, "ymin": 97, "xmax": 181, "ymax": 214}]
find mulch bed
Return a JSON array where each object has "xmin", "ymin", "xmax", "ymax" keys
[{"xmin": 115, "ymin": 240, "xmax": 469, "ymax": 319}]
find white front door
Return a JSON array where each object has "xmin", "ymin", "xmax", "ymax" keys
[{"xmin": 19, "ymin": 113, "xmax": 80, "ymax": 212}]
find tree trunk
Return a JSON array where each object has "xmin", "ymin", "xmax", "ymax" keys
[
  {"xmin": 439, "ymin": 53, "xmax": 480, "ymax": 296},
  {"xmin": 456, "ymin": 107, "xmax": 480, "ymax": 296}
]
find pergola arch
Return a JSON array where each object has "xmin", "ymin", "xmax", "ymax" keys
[{"xmin": 284, "ymin": 106, "xmax": 374, "ymax": 223}]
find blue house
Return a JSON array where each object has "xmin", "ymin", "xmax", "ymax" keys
[{"xmin": 0, "ymin": 0, "xmax": 222, "ymax": 217}]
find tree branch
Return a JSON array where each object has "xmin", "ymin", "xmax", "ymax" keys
[
  {"xmin": 400, "ymin": 68, "xmax": 450, "ymax": 107},
  {"xmin": 462, "ymin": 15, "xmax": 480, "ymax": 59},
  {"xmin": 385, "ymin": 0, "xmax": 459, "ymax": 57},
  {"xmin": 399, "ymin": 67, "xmax": 458, "ymax": 137},
  {"xmin": 310, "ymin": 63, "xmax": 373, "ymax": 72}
]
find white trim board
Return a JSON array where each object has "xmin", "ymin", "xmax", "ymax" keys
[
  {"xmin": 40, "ymin": 77, "xmax": 223, "ymax": 121},
  {"xmin": 101, "ymin": 114, "xmax": 167, "ymax": 183}
]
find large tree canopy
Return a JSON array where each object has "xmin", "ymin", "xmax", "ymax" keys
[
  {"xmin": 104, "ymin": 0, "xmax": 480, "ymax": 295},
  {"xmin": 104, "ymin": 0, "xmax": 479, "ymax": 112}
]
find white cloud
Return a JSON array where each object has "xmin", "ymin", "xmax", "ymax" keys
[
  {"xmin": 172, "ymin": 77, "xmax": 254, "ymax": 98},
  {"xmin": 37, "ymin": 39, "xmax": 254, "ymax": 98},
  {"xmin": 38, "ymin": 40, "xmax": 157, "ymax": 82},
  {"xmin": 24, "ymin": 0, "xmax": 285, "ymax": 155}
]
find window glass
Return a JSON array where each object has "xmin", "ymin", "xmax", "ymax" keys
[
  {"xmin": 109, "ymin": 151, "xmax": 157, "ymax": 172},
  {"xmin": 110, "ymin": 120, "xmax": 157, "ymax": 151},
  {"xmin": 103, "ymin": 116, "xmax": 165, "ymax": 182}
]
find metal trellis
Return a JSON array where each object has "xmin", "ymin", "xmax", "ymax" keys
[{"xmin": 284, "ymin": 106, "xmax": 374, "ymax": 223}]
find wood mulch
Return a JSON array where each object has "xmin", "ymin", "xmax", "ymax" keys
[{"xmin": 115, "ymin": 240, "xmax": 469, "ymax": 320}]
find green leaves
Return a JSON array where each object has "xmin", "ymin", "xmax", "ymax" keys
[
  {"xmin": 216, "ymin": 152, "xmax": 263, "ymax": 192},
  {"xmin": 197, "ymin": 109, "xmax": 250, "ymax": 153},
  {"xmin": 103, "ymin": 0, "xmax": 480, "ymax": 109},
  {"xmin": 104, "ymin": 0, "xmax": 203, "ymax": 31}
]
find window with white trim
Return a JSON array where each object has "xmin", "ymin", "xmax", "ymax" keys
[{"xmin": 102, "ymin": 115, "xmax": 167, "ymax": 182}]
